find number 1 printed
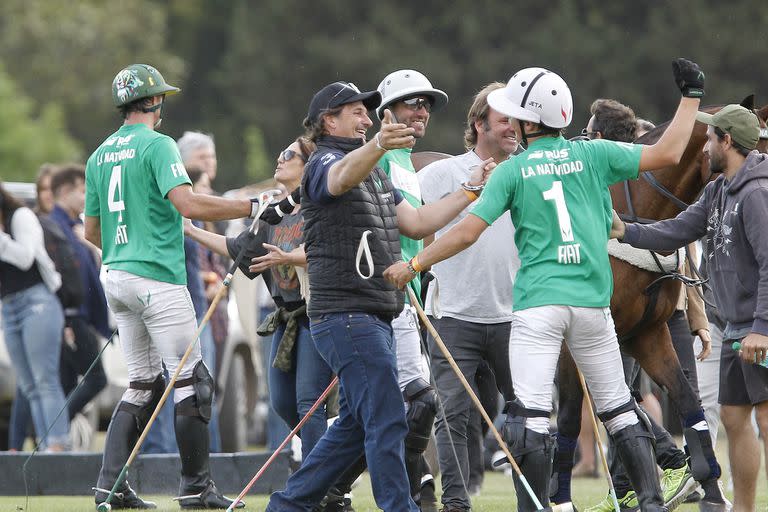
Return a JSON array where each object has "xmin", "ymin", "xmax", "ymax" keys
[{"xmin": 542, "ymin": 181, "xmax": 574, "ymax": 242}]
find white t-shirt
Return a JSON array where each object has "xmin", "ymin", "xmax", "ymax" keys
[{"xmin": 418, "ymin": 150, "xmax": 519, "ymax": 323}]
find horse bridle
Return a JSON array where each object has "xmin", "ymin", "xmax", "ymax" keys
[{"xmin": 619, "ymin": 170, "xmax": 696, "ymax": 225}]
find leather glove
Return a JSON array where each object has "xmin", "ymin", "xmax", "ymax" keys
[
  {"xmin": 673, "ymin": 58, "xmax": 705, "ymax": 98},
  {"xmin": 260, "ymin": 187, "xmax": 301, "ymax": 225}
]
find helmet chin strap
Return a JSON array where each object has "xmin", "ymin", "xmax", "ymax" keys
[
  {"xmin": 519, "ymin": 120, "xmax": 549, "ymax": 148},
  {"xmin": 142, "ymin": 99, "xmax": 164, "ymax": 128}
]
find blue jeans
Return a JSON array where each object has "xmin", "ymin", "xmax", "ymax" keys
[
  {"xmin": 268, "ymin": 316, "xmax": 333, "ymax": 460},
  {"xmin": 8, "ymin": 386, "xmax": 32, "ymax": 450},
  {"xmin": 259, "ymin": 306, "xmax": 291, "ymax": 450},
  {"xmin": 2, "ymin": 283, "xmax": 68, "ymax": 448},
  {"xmin": 267, "ymin": 313, "xmax": 417, "ymax": 512}
]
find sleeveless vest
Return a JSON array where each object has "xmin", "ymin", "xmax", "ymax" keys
[{"xmin": 301, "ymin": 136, "xmax": 404, "ymax": 318}]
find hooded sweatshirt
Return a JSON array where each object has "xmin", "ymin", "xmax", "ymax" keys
[{"xmin": 622, "ymin": 151, "xmax": 768, "ymax": 338}]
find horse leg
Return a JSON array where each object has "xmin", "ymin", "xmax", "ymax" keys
[
  {"xmin": 551, "ymin": 344, "xmax": 583, "ymax": 504},
  {"xmin": 630, "ymin": 325, "xmax": 728, "ymax": 509}
]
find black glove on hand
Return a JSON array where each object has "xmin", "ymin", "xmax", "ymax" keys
[
  {"xmin": 673, "ymin": 58, "xmax": 705, "ymax": 98},
  {"xmin": 260, "ymin": 187, "xmax": 301, "ymax": 225}
]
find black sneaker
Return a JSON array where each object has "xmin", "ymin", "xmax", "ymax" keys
[
  {"xmin": 94, "ymin": 486, "xmax": 157, "ymax": 510},
  {"xmin": 174, "ymin": 480, "xmax": 244, "ymax": 509},
  {"xmin": 315, "ymin": 495, "xmax": 355, "ymax": 512}
]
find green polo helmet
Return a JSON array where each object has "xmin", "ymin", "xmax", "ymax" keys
[{"xmin": 112, "ymin": 64, "xmax": 180, "ymax": 107}]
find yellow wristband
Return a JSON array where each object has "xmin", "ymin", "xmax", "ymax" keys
[
  {"xmin": 463, "ymin": 188, "xmax": 478, "ymax": 201},
  {"xmin": 411, "ymin": 255, "xmax": 424, "ymax": 273}
]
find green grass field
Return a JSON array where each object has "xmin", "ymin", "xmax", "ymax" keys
[
  {"xmin": 3, "ymin": 435, "xmax": 766, "ymax": 511},
  {"xmin": 3, "ymin": 466, "xmax": 766, "ymax": 512}
]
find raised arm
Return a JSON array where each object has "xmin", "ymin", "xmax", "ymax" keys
[
  {"xmin": 327, "ymin": 109, "xmax": 415, "ymax": 196},
  {"xmin": 639, "ymin": 58, "xmax": 704, "ymax": 171},
  {"xmin": 168, "ymin": 184, "xmax": 252, "ymax": 221}
]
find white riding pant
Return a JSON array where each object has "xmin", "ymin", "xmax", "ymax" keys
[
  {"xmin": 509, "ymin": 305, "xmax": 636, "ymax": 434},
  {"xmin": 393, "ymin": 305, "xmax": 430, "ymax": 393},
  {"xmin": 105, "ymin": 269, "xmax": 202, "ymax": 405},
  {"xmin": 695, "ymin": 322, "xmax": 723, "ymax": 446}
]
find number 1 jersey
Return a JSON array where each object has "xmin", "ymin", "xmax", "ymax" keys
[
  {"xmin": 472, "ymin": 136, "xmax": 641, "ymax": 311},
  {"xmin": 85, "ymin": 123, "xmax": 191, "ymax": 285}
]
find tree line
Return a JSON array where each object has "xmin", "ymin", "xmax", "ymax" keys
[{"xmin": 1, "ymin": 0, "xmax": 766, "ymax": 190}]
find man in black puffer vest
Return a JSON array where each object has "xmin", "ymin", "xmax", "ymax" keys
[{"xmin": 266, "ymin": 81, "xmax": 493, "ymax": 512}]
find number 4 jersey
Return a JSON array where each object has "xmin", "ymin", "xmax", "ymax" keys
[
  {"xmin": 472, "ymin": 135, "xmax": 641, "ymax": 311},
  {"xmin": 85, "ymin": 123, "xmax": 192, "ymax": 285}
]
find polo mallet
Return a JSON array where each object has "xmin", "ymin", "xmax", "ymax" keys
[
  {"xmin": 97, "ymin": 190, "xmax": 280, "ymax": 512},
  {"xmin": 576, "ymin": 368, "xmax": 621, "ymax": 512},
  {"xmin": 226, "ymin": 376, "xmax": 340, "ymax": 511},
  {"xmin": 407, "ymin": 288, "xmax": 573, "ymax": 512}
]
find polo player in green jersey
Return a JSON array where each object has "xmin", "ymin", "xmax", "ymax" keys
[
  {"xmin": 385, "ymin": 58, "xmax": 706, "ymax": 512},
  {"xmin": 85, "ymin": 64, "xmax": 258, "ymax": 510}
]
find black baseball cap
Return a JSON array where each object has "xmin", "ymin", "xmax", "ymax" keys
[{"xmin": 306, "ymin": 81, "xmax": 381, "ymax": 124}]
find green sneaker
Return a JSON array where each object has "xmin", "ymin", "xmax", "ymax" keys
[
  {"xmin": 584, "ymin": 491, "xmax": 638, "ymax": 512},
  {"xmin": 661, "ymin": 465, "xmax": 698, "ymax": 511}
]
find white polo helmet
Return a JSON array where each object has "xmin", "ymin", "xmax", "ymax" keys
[
  {"xmin": 376, "ymin": 69, "xmax": 448, "ymax": 119},
  {"xmin": 487, "ymin": 67, "xmax": 573, "ymax": 128}
]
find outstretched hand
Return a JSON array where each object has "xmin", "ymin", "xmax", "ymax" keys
[
  {"xmin": 376, "ymin": 109, "xmax": 416, "ymax": 150},
  {"xmin": 383, "ymin": 261, "xmax": 416, "ymax": 289},
  {"xmin": 249, "ymin": 243, "xmax": 302, "ymax": 273}
]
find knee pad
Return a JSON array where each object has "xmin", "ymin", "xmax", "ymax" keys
[
  {"xmin": 174, "ymin": 361, "xmax": 214, "ymax": 422},
  {"xmin": 603, "ymin": 399, "xmax": 656, "ymax": 449},
  {"xmin": 117, "ymin": 373, "xmax": 165, "ymax": 429},
  {"xmin": 403, "ymin": 378, "xmax": 437, "ymax": 453},
  {"xmin": 597, "ymin": 398, "xmax": 652, "ymax": 437},
  {"xmin": 498, "ymin": 400, "xmax": 552, "ymax": 461}
]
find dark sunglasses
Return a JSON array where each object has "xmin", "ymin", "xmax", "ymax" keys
[
  {"xmin": 581, "ymin": 128, "xmax": 600, "ymax": 139},
  {"xmin": 280, "ymin": 149, "xmax": 308, "ymax": 163},
  {"xmin": 402, "ymin": 97, "xmax": 432, "ymax": 112}
]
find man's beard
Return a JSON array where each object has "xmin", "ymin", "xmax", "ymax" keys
[{"xmin": 709, "ymin": 153, "xmax": 725, "ymax": 173}]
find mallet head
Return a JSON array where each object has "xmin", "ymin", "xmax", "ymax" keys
[{"xmin": 96, "ymin": 502, "xmax": 112, "ymax": 512}]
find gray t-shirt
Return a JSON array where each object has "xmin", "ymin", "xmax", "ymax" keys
[{"xmin": 418, "ymin": 150, "xmax": 519, "ymax": 323}]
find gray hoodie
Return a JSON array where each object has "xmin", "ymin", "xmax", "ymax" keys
[{"xmin": 622, "ymin": 151, "xmax": 768, "ymax": 337}]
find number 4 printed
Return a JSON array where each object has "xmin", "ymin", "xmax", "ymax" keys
[
  {"xmin": 542, "ymin": 181, "xmax": 574, "ymax": 242},
  {"xmin": 108, "ymin": 165, "xmax": 125, "ymax": 222}
]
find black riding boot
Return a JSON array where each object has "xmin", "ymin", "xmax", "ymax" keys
[
  {"xmin": 174, "ymin": 397, "xmax": 243, "ymax": 509},
  {"xmin": 612, "ymin": 422, "xmax": 666, "ymax": 512},
  {"xmin": 94, "ymin": 408, "xmax": 156, "ymax": 509},
  {"xmin": 511, "ymin": 430, "xmax": 555, "ymax": 512}
]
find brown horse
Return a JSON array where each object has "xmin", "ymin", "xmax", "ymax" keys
[{"xmin": 552, "ymin": 98, "xmax": 768, "ymax": 509}]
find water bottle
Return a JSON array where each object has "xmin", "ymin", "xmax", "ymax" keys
[{"xmin": 731, "ymin": 342, "xmax": 768, "ymax": 368}]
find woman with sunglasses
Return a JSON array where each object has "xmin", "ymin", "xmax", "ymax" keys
[{"xmin": 184, "ymin": 137, "xmax": 351, "ymax": 508}]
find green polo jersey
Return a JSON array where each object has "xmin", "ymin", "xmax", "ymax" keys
[
  {"xmin": 378, "ymin": 148, "xmax": 422, "ymax": 304},
  {"xmin": 472, "ymin": 136, "xmax": 642, "ymax": 310},
  {"xmin": 85, "ymin": 123, "xmax": 192, "ymax": 285}
]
